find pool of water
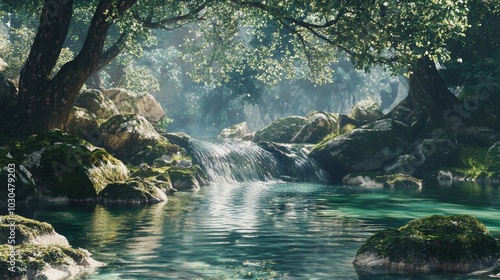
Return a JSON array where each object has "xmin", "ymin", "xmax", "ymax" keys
[{"xmin": 18, "ymin": 181, "xmax": 500, "ymax": 279}]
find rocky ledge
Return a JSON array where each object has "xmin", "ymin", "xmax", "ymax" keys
[{"xmin": 353, "ymin": 215, "xmax": 500, "ymax": 274}]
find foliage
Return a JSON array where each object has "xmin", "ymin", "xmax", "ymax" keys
[{"xmin": 0, "ymin": 26, "xmax": 34, "ymax": 79}]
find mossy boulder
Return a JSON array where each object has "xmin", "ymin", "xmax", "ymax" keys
[
  {"xmin": 309, "ymin": 120, "xmax": 411, "ymax": 181},
  {"xmin": 354, "ymin": 215, "xmax": 500, "ymax": 273},
  {"xmin": 99, "ymin": 114, "xmax": 180, "ymax": 165},
  {"xmin": 4, "ymin": 130, "xmax": 129, "ymax": 201},
  {"xmin": 66, "ymin": 106, "xmax": 100, "ymax": 137},
  {"xmin": 342, "ymin": 173, "xmax": 422, "ymax": 189},
  {"xmin": 218, "ymin": 122, "xmax": 249, "ymax": 139},
  {"xmin": 0, "ymin": 145, "xmax": 38, "ymax": 205},
  {"xmin": 103, "ymin": 88, "xmax": 165, "ymax": 122},
  {"xmin": 290, "ymin": 111, "xmax": 339, "ymax": 144},
  {"xmin": 168, "ymin": 166, "xmax": 207, "ymax": 191},
  {"xmin": 0, "ymin": 215, "xmax": 69, "ymax": 246},
  {"xmin": 75, "ymin": 89, "xmax": 119, "ymax": 119},
  {"xmin": 97, "ymin": 177, "xmax": 168, "ymax": 204},
  {"xmin": 447, "ymin": 144, "xmax": 500, "ymax": 181},
  {"xmin": 350, "ymin": 100, "xmax": 384, "ymax": 122},
  {"xmin": 0, "ymin": 215, "xmax": 102, "ymax": 279},
  {"xmin": 252, "ymin": 116, "xmax": 307, "ymax": 143}
]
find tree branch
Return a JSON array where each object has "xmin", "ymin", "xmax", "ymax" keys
[{"xmin": 133, "ymin": 0, "xmax": 209, "ymax": 29}]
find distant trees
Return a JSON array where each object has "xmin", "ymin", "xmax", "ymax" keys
[{"xmin": 0, "ymin": 0, "xmax": 493, "ymax": 137}]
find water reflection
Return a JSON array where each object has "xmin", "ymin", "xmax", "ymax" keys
[{"xmin": 16, "ymin": 181, "xmax": 500, "ymax": 280}]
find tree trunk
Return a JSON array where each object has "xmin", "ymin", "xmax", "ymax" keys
[
  {"xmin": 6, "ymin": 0, "xmax": 138, "ymax": 137},
  {"xmin": 85, "ymin": 72, "xmax": 104, "ymax": 90},
  {"xmin": 388, "ymin": 57, "xmax": 461, "ymax": 136}
]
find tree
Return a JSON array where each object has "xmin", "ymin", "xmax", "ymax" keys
[{"xmin": 0, "ymin": 0, "xmax": 477, "ymax": 137}]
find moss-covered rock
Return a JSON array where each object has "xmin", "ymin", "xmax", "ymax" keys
[
  {"xmin": 342, "ymin": 172, "xmax": 422, "ymax": 189},
  {"xmin": 252, "ymin": 116, "xmax": 307, "ymax": 143},
  {"xmin": 97, "ymin": 177, "xmax": 167, "ymax": 204},
  {"xmin": 75, "ymin": 89, "xmax": 119, "ymax": 119},
  {"xmin": 309, "ymin": 120, "xmax": 411, "ymax": 181},
  {"xmin": 290, "ymin": 111, "xmax": 339, "ymax": 144},
  {"xmin": 168, "ymin": 166, "xmax": 207, "ymax": 191},
  {"xmin": 0, "ymin": 145, "xmax": 38, "ymax": 205},
  {"xmin": 0, "ymin": 215, "xmax": 69, "ymax": 246},
  {"xmin": 354, "ymin": 215, "xmax": 500, "ymax": 273},
  {"xmin": 0, "ymin": 130, "xmax": 129, "ymax": 202},
  {"xmin": 218, "ymin": 122, "xmax": 249, "ymax": 139},
  {"xmin": 448, "ymin": 145, "xmax": 500, "ymax": 180},
  {"xmin": 350, "ymin": 100, "xmax": 384, "ymax": 122},
  {"xmin": 103, "ymin": 88, "xmax": 165, "ymax": 122},
  {"xmin": 99, "ymin": 114, "xmax": 180, "ymax": 165},
  {"xmin": 0, "ymin": 244, "xmax": 101, "ymax": 280},
  {"xmin": 66, "ymin": 106, "xmax": 100, "ymax": 137}
]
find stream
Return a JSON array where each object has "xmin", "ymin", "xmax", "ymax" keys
[{"xmin": 18, "ymin": 181, "xmax": 500, "ymax": 279}]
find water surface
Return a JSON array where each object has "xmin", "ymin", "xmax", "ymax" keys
[{"xmin": 19, "ymin": 182, "xmax": 500, "ymax": 279}]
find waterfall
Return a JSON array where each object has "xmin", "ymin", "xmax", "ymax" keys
[{"xmin": 190, "ymin": 139, "xmax": 330, "ymax": 184}]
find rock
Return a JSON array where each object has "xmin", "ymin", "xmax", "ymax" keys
[
  {"xmin": 66, "ymin": 106, "xmax": 99, "ymax": 136},
  {"xmin": 0, "ymin": 215, "xmax": 69, "ymax": 246},
  {"xmin": 20, "ymin": 130, "xmax": 129, "ymax": 201},
  {"xmin": 0, "ymin": 145, "xmax": 38, "ymax": 205},
  {"xmin": 97, "ymin": 177, "xmax": 167, "ymax": 204},
  {"xmin": 99, "ymin": 114, "xmax": 180, "ymax": 165},
  {"xmin": 0, "ymin": 72, "xmax": 17, "ymax": 113},
  {"xmin": 437, "ymin": 170, "xmax": 453, "ymax": 181},
  {"xmin": 0, "ymin": 57, "xmax": 7, "ymax": 71},
  {"xmin": 241, "ymin": 132, "xmax": 255, "ymax": 141},
  {"xmin": 75, "ymin": 89, "xmax": 119, "ymax": 119},
  {"xmin": 0, "ymin": 215, "xmax": 102, "ymax": 280},
  {"xmin": 168, "ymin": 166, "xmax": 207, "ymax": 191},
  {"xmin": 103, "ymin": 88, "xmax": 165, "ymax": 122},
  {"xmin": 253, "ymin": 116, "xmax": 307, "ymax": 143},
  {"xmin": 290, "ymin": 111, "xmax": 339, "ymax": 144},
  {"xmin": 342, "ymin": 173, "xmax": 422, "ymax": 189},
  {"xmin": 309, "ymin": 119, "xmax": 411, "ymax": 181},
  {"xmin": 218, "ymin": 122, "xmax": 249, "ymax": 139},
  {"xmin": 350, "ymin": 100, "xmax": 384, "ymax": 121},
  {"xmin": 354, "ymin": 215, "xmax": 500, "ymax": 273}
]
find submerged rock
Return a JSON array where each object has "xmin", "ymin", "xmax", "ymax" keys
[
  {"xmin": 0, "ymin": 215, "xmax": 102, "ymax": 280},
  {"xmin": 354, "ymin": 215, "xmax": 500, "ymax": 273},
  {"xmin": 342, "ymin": 173, "xmax": 422, "ymax": 189},
  {"xmin": 253, "ymin": 116, "xmax": 307, "ymax": 143},
  {"xmin": 97, "ymin": 177, "xmax": 167, "ymax": 204},
  {"xmin": 103, "ymin": 88, "xmax": 165, "ymax": 122}
]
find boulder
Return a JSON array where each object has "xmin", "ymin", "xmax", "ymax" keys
[
  {"xmin": 0, "ymin": 146, "xmax": 38, "ymax": 205},
  {"xmin": 0, "ymin": 215, "xmax": 102, "ymax": 280},
  {"xmin": 75, "ymin": 89, "xmax": 119, "ymax": 119},
  {"xmin": 350, "ymin": 100, "xmax": 384, "ymax": 121},
  {"xmin": 309, "ymin": 119, "xmax": 411, "ymax": 181},
  {"xmin": 218, "ymin": 122, "xmax": 249, "ymax": 139},
  {"xmin": 456, "ymin": 126, "xmax": 500, "ymax": 147},
  {"xmin": 168, "ymin": 166, "xmax": 207, "ymax": 191},
  {"xmin": 253, "ymin": 116, "xmax": 307, "ymax": 143},
  {"xmin": 103, "ymin": 88, "xmax": 165, "ymax": 122},
  {"xmin": 290, "ymin": 111, "xmax": 339, "ymax": 144},
  {"xmin": 354, "ymin": 215, "xmax": 500, "ymax": 273},
  {"xmin": 66, "ymin": 106, "xmax": 99, "ymax": 136},
  {"xmin": 0, "ymin": 57, "xmax": 7, "ymax": 71},
  {"xmin": 97, "ymin": 177, "xmax": 167, "ymax": 204},
  {"xmin": 20, "ymin": 130, "xmax": 129, "ymax": 200},
  {"xmin": 342, "ymin": 173, "xmax": 422, "ymax": 189}
]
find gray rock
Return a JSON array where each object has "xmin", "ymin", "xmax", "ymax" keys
[
  {"xmin": 350, "ymin": 100, "xmax": 384, "ymax": 121},
  {"xmin": 103, "ymin": 88, "xmax": 165, "ymax": 122},
  {"xmin": 76, "ymin": 89, "xmax": 119, "ymax": 119},
  {"xmin": 66, "ymin": 106, "xmax": 99, "ymax": 136},
  {"xmin": 98, "ymin": 177, "xmax": 167, "ymax": 204},
  {"xmin": 253, "ymin": 116, "xmax": 307, "ymax": 143},
  {"xmin": 290, "ymin": 111, "xmax": 339, "ymax": 144},
  {"xmin": 218, "ymin": 122, "xmax": 249, "ymax": 139}
]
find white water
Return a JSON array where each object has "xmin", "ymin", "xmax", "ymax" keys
[{"xmin": 190, "ymin": 139, "xmax": 330, "ymax": 184}]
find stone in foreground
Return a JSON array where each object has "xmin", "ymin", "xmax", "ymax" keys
[{"xmin": 354, "ymin": 215, "xmax": 500, "ymax": 273}]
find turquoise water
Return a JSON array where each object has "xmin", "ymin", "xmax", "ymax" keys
[{"xmin": 20, "ymin": 182, "xmax": 500, "ymax": 279}]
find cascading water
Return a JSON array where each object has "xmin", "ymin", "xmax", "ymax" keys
[{"xmin": 190, "ymin": 139, "xmax": 330, "ymax": 184}]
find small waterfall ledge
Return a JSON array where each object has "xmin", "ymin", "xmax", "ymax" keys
[{"xmin": 190, "ymin": 139, "xmax": 331, "ymax": 184}]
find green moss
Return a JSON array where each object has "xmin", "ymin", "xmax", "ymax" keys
[
  {"xmin": 451, "ymin": 146, "xmax": 499, "ymax": 179},
  {"xmin": 0, "ymin": 244, "xmax": 87, "ymax": 277},
  {"xmin": 0, "ymin": 215, "xmax": 54, "ymax": 244},
  {"xmin": 357, "ymin": 215, "xmax": 500, "ymax": 264},
  {"xmin": 98, "ymin": 178, "xmax": 165, "ymax": 204},
  {"xmin": 253, "ymin": 116, "xmax": 307, "ymax": 143}
]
